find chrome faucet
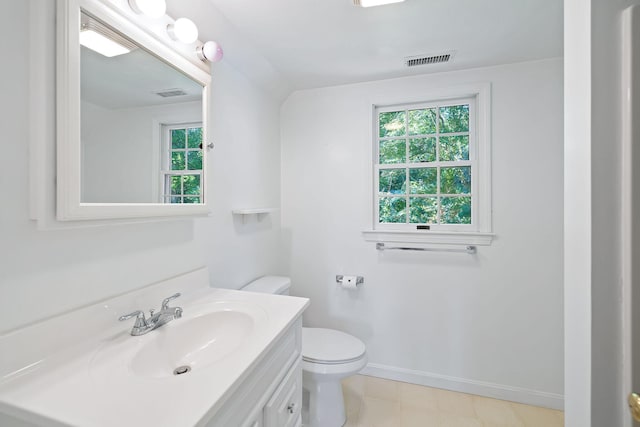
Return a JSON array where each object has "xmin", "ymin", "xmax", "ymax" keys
[{"xmin": 119, "ymin": 293, "xmax": 183, "ymax": 336}]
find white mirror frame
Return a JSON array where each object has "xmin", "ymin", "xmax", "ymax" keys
[{"xmin": 56, "ymin": 0, "xmax": 212, "ymax": 220}]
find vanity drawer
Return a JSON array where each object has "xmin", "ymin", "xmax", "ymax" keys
[{"xmin": 263, "ymin": 360, "xmax": 302, "ymax": 427}]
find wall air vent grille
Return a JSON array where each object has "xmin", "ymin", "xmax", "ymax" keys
[
  {"xmin": 405, "ymin": 52, "xmax": 455, "ymax": 67},
  {"xmin": 155, "ymin": 89, "xmax": 188, "ymax": 97}
]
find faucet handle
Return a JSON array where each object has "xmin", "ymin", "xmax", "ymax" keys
[
  {"xmin": 119, "ymin": 310, "xmax": 147, "ymax": 327},
  {"xmin": 161, "ymin": 293, "xmax": 181, "ymax": 310}
]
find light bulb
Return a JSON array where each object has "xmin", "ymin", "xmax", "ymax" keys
[
  {"xmin": 167, "ymin": 18, "xmax": 198, "ymax": 44},
  {"xmin": 197, "ymin": 41, "xmax": 224, "ymax": 63},
  {"xmin": 128, "ymin": 0, "xmax": 166, "ymax": 18}
]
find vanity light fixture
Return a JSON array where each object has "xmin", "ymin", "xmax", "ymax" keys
[
  {"xmin": 80, "ymin": 18, "xmax": 136, "ymax": 57},
  {"xmin": 353, "ymin": 0, "xmax": 405, "ymax": 6},
  {"xmin": 128, "ymin": 0, "xmax": 167, "ymax": 19},
  {"xmin": 167, "ymin": 18, "xmax": 199, "ymax": 44},
  {"xmin": 197, "ymin": 41, "xmax": 224, "ymax": 63}
]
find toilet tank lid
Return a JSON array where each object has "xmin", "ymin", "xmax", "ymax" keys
[{"xmin": 243, "ymin": 275, "xmax": 291, "ymax": 295}]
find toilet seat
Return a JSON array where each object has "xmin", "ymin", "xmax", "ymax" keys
[{"xmin": 302, "ymin": 328, "xmax": 366, "ymax": 365}]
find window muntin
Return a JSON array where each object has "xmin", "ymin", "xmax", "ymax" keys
[
  {"xmin": 375, "ymin": 98, "xmax": 476, "ymax": 230},
  {"xmin": 162, "ymin": 124, "xmax": 203, "ymax": 204}
]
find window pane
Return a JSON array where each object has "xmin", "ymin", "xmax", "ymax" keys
[
  {"xmin": 170, "ymin": 176, "xmax": 182, "ymax": 195},
  {"xmin": 170, "ymin": 196, "xmax": 182, "ymax": 204},
  {"xmin": 439, "ymin": 135, "xmax": 469, "ymax": 161},
  {"xmin": 379, "ymin": 197, "xmax": 406, "ymax": 223},
  {"xmin": 409, "ymin": 168, "xmax": 437, "ymax": 194},
  {"xmin": 440, "ymin": 166, "xmax": 471, "ymax": 194},
  {"xmin": 409, "ymin": 137, "xmax": 436, "ymax": 163},
  {"xmin": 379, "ymin": 111, "xmax": 406, "ymax": 137},
  {"xmin": 439, "ymin": 104, "xmax": 469, "ymax": 133},
  {"xmin": 379, "ymin": 169, "xmax": 406, "ymax": 194},
  {"xmin": 187, "ymin": 150, "xmax": 203, "ymax": 170},
  {"xmin": 408, "ymin": 108, "xmax": 436, "ymax": 135},
  {"xmin": 441, "ymin": 196, "xmax": 471, "ymax": 224},
  {"xmin": 183, "ymin": 196, "xmax": 200, "ymax": 204},
  {"xmin": 171, "ymin": 151, "xmax": 185, "ymax": 170},
  {"xmin": 379, "ymin": 139, "xmax": 406, "ymax": 164},
  {"xmin": 187, "ymin": 127, "xmax": 202, "ymax": 149},
  {"xmin": 183, "ymin": 175, "xmax": 201, "ymax": 195},
  {"xmin": 171, "ymin": 129, "xmax": 186, "ymax": 149},
  {"xmin": 409, "ymin": 197, "xmax": 437, "ymax": 223}
]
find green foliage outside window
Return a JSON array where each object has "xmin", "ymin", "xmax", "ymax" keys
[
  {"xmin": 379, "ymin": 197, "xmax": 406, "ymax": 223},
  {"xmin": 171, "ymin": 152, "xmax": 185, "ymax": 170},
  {"xmin": 439, "ymin": 105, "xmax": 469, "ymax": 133},
  {"xmin": 379, "ymin": 111, "xmax": 405, "ymax": 138},
  {"xmin": 408, "ymin": 108, "xmax": 436, "ymax": 135},
  {"xmin": 409, "ymin": 138, "xmax": 436, "ymax": 163},
  {"xmin": 187, "ymin": 151, "xmax": 203, "ymax": 170},
  {"xmin": 378, "ymin": 104, "xmax": 472, "ymax": 225},
  {"xmin": 171, "ymin": 129, "xmax": 185, "ymax": 149},
  {"xmin": 166, "ymin": 126, "xmax": 203, "ymax": 204},
  {"xmin": 409, "ymin": 197, "xmax": 438, "ymax": 223},
  {"xmin": 379, "ymin": 139, "xmax": 405, "ymax": 164},
  {"xmin": 440, "ymin": 136, "xmax": 469, "ymax": 161},
  {"xmin": 187, "ymin": 127, "xmax": 202, "ymax": 148},
  {"xmin": 379, "ymin": 169, "xmax": 406, "ymax": 194}
]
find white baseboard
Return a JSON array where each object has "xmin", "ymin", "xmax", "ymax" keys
[{"xmin": 361, "ymin": 363, "xmax": 564, "ymax": 411}]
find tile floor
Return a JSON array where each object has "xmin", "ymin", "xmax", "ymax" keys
[{"xmin": 341, "ymin": 375, "xmax": 564, "ymax": 427}]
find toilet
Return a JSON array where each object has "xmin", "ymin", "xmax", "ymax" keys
[{"xmin": 242, "ymin": 276, "xmax": 367, "ymax": 427}]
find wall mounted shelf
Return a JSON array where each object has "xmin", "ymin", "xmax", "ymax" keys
[
  {"xmin": 232, "ymin": 208, "xmax": 277, "ymax": 224},
  {"xmin": 231, "ymin": 208, "xmax": 277, "ymax": 215}
]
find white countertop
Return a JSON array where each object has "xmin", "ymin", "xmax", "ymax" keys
[{"xmin": 0, "ymin": 269, "xmax": 309, "ymax": 427}]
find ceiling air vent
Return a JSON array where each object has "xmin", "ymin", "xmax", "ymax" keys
[
  {"xmin": 155, "ymin": 88, "xmax": 188, "ymax": 98},
  {"xmin": 405, "ymin": 51, "xmax": 455, "ymax": 67}
]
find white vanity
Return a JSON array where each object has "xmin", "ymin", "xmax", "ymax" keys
[{"xmin": 0, "ymin": 268, "xmax": 309, "ymax": 426}]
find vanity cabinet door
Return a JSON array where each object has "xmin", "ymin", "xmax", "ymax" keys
[
  {"xmin": 263, "ymin": 360, "xmax": 302, "ymax": 427},
  {"xmin": 241, "ymin": 412, "xmax": 263, "ymax": 427}
]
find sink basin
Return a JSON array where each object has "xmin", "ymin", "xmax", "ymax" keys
[
  {"xmin": 130, "ymin": 310, "xmax": 254, "ymax": 378},
  {"xmin": 89, "ymin": 301, "xmax": 268, "ymax": 381}
]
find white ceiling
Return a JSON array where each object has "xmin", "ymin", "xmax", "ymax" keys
[
  {"xmin": 205, "ymin": 0, "xmax": 562, "ymax": 90},
  {"xmin": 165, "ymin": 0, "xmax": 562, "ymax": 99},
  {"xmin": 81, "ymin": 46, "xmax": 202, "ymax": 109}
]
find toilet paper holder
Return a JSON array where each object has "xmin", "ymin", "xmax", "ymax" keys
[{"xmin": 336, "ymin": 275, "xmax": 364, "ymax": 285}]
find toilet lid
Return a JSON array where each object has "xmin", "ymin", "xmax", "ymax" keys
[{"xmin": 302, "ymin": 328, "xmax": 366, "ymax": 364}]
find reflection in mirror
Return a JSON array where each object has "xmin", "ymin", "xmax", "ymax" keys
[{"xmin": 80, "ymin": 12, "xmax": 204, "ymax": 204}]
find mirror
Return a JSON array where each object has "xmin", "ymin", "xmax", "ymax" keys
[
  {"xmin": 81, "ymin": 12, "xmax": 204, "ymax": 204},
  {"xmin": 57, "ymin": 0, "xmax": 212, "ymax": 220}
]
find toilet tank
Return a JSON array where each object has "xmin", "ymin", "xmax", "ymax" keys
[{"xmin": 242, "ymin": 276, "xmax": 291, "ymax": 295}]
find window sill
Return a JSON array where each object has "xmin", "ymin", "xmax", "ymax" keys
[{"xmin": 362, "ymin": 229, "xmax": 494, "ymax": 246}]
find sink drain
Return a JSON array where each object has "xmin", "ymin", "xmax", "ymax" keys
[{"xmin": 173, "ymin": 365, "xmax": 191, "ymax": 376}]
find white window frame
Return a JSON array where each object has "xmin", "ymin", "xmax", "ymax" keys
[
  {"xmin": 160, "ymin": 122, "xmax": 204, "ymax": 204},
  {"xmin": 363, "ymin": 83, "xmax": 494, "ymax": 246}
]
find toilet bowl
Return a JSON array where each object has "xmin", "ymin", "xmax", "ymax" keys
[
  {"xmin": 301, "ymin": 327, "xmax": 367, "ymax": 427},
  {"xmin": 242, "ymin": 276, "xmax": 367, "ymax": 427}
]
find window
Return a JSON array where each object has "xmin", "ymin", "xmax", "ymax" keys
[
  {"xmin": 162, "ymin": 123, "xmax": 203, "ymax": 204},
  {"xmin": 376, "ymin": 98, "xmax": 474, "ymax": 228},
  {"xmin": 366, "ymin": 84, "xmax": 492, "ymax": 245}
]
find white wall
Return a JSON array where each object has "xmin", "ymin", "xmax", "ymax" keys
[
  {"xmin": 0, "ymin": 0, "xmax": 282, "ymax": 334},
  {"xmin": 194, "ymin": 56, "xmax": 284, "ymax": 289},
  {"xmin": 81, "ymin": 100, "xmax": 202, "ymax": 203},
  {"xmin": 281, "ymin": 58, "xmax": 564, "ymax": 407}
]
